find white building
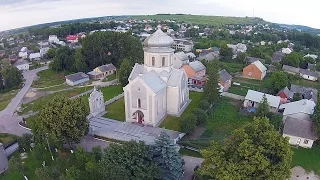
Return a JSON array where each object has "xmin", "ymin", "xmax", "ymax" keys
[
  {"xmin": 123, "ymin": 29, "xmax": 190, "ymax": 127},
  {"xmin": 40, "ymin": 47, "xmax": 50, "ymax": 57},
  {"xmin": 279, "ymin": 99, "xmax": 315, "ymax": 121},
  {"xmin": 243, "ymin": 90, "xmax": 281, "ymax": 113},
  {"xmin": 172, "ymin": 39, "xmax": 194, "ymax": 52},
  {"xmin": 14, "ymin": 59, "xmax": 29, "ymax": 71},
  {"xmin": 173, "ymin": 52, "xmax": 189, "ymax": 69},
  {"xmin": 89, "ymin": 87, "xmax": 105, "ymax": 117},
  {"xmin": 304, "ymin": 54, "xmax": 318, "ymax": 60},
  {"xmin": 18, "ymin": 52, "xmax": 28, "ymax": 59},
  {"xmin": 281, "ymin": 48, "xmax": 292, "ymax": 54},
  {"xmin": 48, "ymin": 35, "xmax": 59, "ymax": 44},
  {"xmin": 29, "ymin": 52, "xmax": 41, "ymax": 60},
  {"xmin": 283, "ymin": 117, "xmax": 317, "ymax": 148},
  {"xmin": 65, "ymin": 72, "xmax": 89, "ymax": 86}
]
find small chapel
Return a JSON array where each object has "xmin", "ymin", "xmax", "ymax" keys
[{"xmin": 123, "ymin": 28, "xmax": 190, "ymax": 127}]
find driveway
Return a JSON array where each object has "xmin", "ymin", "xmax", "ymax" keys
[
  {"xmin": 182, "ymin": 156, "xmax": 204, "ymax": 180},
  {"xmin": 0, "ymin": 66, "xmax": 48, "ymax": 136}
]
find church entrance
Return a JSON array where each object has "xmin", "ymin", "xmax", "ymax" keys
[{"xmin": 132, "ymin": 110, "xmax": 144, "ymax": 124}]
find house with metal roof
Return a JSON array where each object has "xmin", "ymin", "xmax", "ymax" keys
[
  {"xmin": 87, "ymin": 63, "xmax": 117, "ymax": 80},
  {"xmin": 14, "ymin": 59, "xmax": 29, "ymax": 71},
  {"xmin": 290, "ymin": 84, "xmax": 318, "ymax": 103},
  {"xmin": 65, "ymin": 72, "xmax": 89, "ymax": 86},
  {"xmin": 272, "ymin": 52, "xmax": 285, "ymax": 63},
  {"xmin": 218, "ymin": 69, "xmax": 232, "ymax": 92},
  {"xmin": 181, "ymin": 61, "xmax": 206, "ymax": 87},
  {"xmin": 279, "ymin": 99, "xmax": 315, "ymax": 120},
  {"xmin": 243, "ymin": 90, "xmax": 281, "ymax": 113},
  {"xmin": 242, "ymin": 60, "xmax": 267, "ymax": 80},
  {"xmin": 299, "ymin": 68, "xmax": 319, "ymax": 81},
  {"xmin": 283, "ymin": 117, "xmax": 317, "ymax": 148},
  {"xmin": 173, "ymin": 52, "xmax": 189, "ymax": 69}
]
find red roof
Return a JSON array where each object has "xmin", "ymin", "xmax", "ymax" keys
[{"xmin": 66, "ymin": 35, "xmax": 80, "ymax": 41}]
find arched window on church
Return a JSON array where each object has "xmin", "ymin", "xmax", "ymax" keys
[
  {"xmin": 138, "ymin": 99, "xmax": 141, "ymax": 108},
  {"xmin": 152, "ymin": 57, "xmax": 155, "ymax": 66},
  {"xmin": 162, "ymin": 57, "xmax": 165, "ymax": 66}
]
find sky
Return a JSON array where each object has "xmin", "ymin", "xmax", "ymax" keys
[{"xmin": 1, "ymin": 0, "xmax": 320, "ymax": 31}]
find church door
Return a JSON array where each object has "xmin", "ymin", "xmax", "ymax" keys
[{"xmin": 132, "ymin": 110, "xmax": 144, "ymax": 124}]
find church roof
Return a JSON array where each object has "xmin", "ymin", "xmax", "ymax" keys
[
  {"xmin": 168, "ymin": 68, "xmax": 183, "ymax": 87},
  {"xmin": 175, "ymin": 52, "xmax": 189, "ymax": 62},
  {"xmin": 140, "ymin": 71, "xmax": 166, "ymax": 94},
  {"xmin": 144, "ymin": 28, "xmax": 174, "ymax": 47},
  {"xmin": 129, "ymin": 63, "xmax": 147, "ymax": 81}
]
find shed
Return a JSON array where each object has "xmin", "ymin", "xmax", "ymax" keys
[{"xmin": 65, "ymin": 72, "xmax": 89, "ymax": 86}]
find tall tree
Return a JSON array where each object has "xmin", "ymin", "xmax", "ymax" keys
[
  {"xmin": 200, "ymin": 117, "xmax": 293, "ymax": 180},
  {"xmin": 152, "ymin": 132, "xmax": 184, "ymax": 180},
  {"xmin": 282, "ymin": 52, "xmax": 303, "ymax": 68},
  {"xmin": 118, "ymin": 58, "xmax": 132, "ymax": 87},
  {"xmin": 73, "ymin": 49, "xmax": 88, "ymax": 72},
  {"xmin": 269, "ymin": 71, "xmax": 289, "ymax": 94},
  {"xmin": 219, "ymin": 43, "xmax": 233, "ymax": 61},
  {"xmin": 312, "ymin": 93, "xmax": 320, "ymax": 137},
  {"xmin": 1, "ymin": 66, "xmax": 23, "ymax": 89},
  {"xmin": 256, "ymin": 94, "xmax": 270, "ymax": 117},
  {"xmin": 204, "ymin": 61, "xmax": 219, "ymax": 104},
  {"xmin": 38, "ymin": 96, "xmax": 89, "ymax": 146},
  {"xmin": 180, "ymin": 114, "xmax": 197, "ymax": 134},
  {"xmin": 100, "ymin": 141, "xmax": 160, "ymax": 180},
  {"xmin": 192, "ymin": 108, "xmax": 208, "ymax": 126}
]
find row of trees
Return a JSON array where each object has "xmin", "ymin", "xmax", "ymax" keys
[
  {"xmin": 0, "ymin": 61, "xmax": 23, "ymax": 92},
  {"xmin": 50, "ymin": 32, "xmax": 143, "ymax": 73}
]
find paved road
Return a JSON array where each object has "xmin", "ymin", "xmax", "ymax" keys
[
  {"xmin": 182, "ymin": 156, "xmax": 204, "ymax": 180},
  {"xmin": 0, "ymin": 66, "xmax": 48, "ymax": 136}
]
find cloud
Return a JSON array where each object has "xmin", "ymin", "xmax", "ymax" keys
[{"xmin": 0, "ymin": 0, "xmax": 320, "ymax": 31}]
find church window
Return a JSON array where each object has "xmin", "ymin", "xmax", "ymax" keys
[
  {"xmin": 138, "ymin": 99, "xmax": 141, "ymax": 108},
  {"xmin": 162, "ymin": 57, "xmax": 165, "ymax": 66},
  {"xmin": 152, "ymin": 57, "xmax": 155, "ymax": 66}
]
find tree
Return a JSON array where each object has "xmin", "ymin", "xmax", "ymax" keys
[
  {"xmin": 312, "ymin": 93, "xmax": 320, "ymax": 137},
  {"xmin": 18, "ymin": 133, "xmax": 33, "ymax": 151},
  {"xmin": 219, "ymin": 43, "xmax": 233, "ymax": 61},
  {"xmin": 300, "ymin": 56, "xmax": 315, "ymax": 69},
  {"xmin": 46, "ymin": 48, "xmax": 57, "ymax": 59},
  {"xmin": 38, "ymin": 96, "xmax": 89, "ymax": 146},
  {"xmin": 50, "ymin": 46, "xmax": 74, "ymax": 71},
  {"xmin": 256, "ymin": 94, "xmax": 270, "ymax": 117},
  {"xmin": 204, "ymin": 61, "xmax": 219, "ymax": 104},
  {"xmin": 8, "ymin": 156, "xmax": 24, "ymax": 173},
  {"xmin": 118, "ymin": 58, "xmax": 132, "ymax": 87},
  {"xmin": 1, "ymin": 66, "xmax": 23, "ymax": 90},
  {"xmin": 235, "ymin": 52, "xmax": 246, "ymax": 63},
  {"xmin": 73, "ymin": 49, "xmax": 88, "ymax": 72},
  {"xmin": 152, "ymin": 132, "xmax": 184, "ymax": 180},
  {"xmin": 192, "ymin": 108, "xmax": 208, "ymax": 126},
  {"xmin": 282, "ymin": 52, "xmax": 303, "ymax": 67},
  {"xmin": 199, "ymin": 99, "xmax": 210, "ymax": 110},
  {"xmin": 180, "ymin": 114, "xmax": 197, "ymax": 134},
  {"xmin": 293, "ymin": 93, "xmax": 302, "ymax": 101},
  {"xmin": 200, "ymin": 117, "xmax": 293, "ymax": 180},
  {"xmin": 100, "ymin": 141, "xmax": 160, "ymax": 180},
  {"xmin": 65, "ymin": 166, "xmax": 81, "ymax": 180},
  {"xmin": 35, "ymin": 166, "xmax": 61, "ymax": 180},
  {"xmin": 269, "ymin": 71, "xmax": 289, "ymax": 94}
]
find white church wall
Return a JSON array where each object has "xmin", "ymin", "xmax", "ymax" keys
[
  {"xmin": 131, "ymin": 80, "xmax": 147, "ymax": 110},
  {"xmin": 167, "ymin": 87, "xmax": 180, "ymax": 115},
  {"xmin": 153, "ymin": 89, "xmax": 167, "ymax": 124}
]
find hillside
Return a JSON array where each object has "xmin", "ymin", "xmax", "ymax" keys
[{"xmin": 127, "ymin": 14, "xmax": 266, "ymax": 26}]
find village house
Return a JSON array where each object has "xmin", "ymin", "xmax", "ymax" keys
[
  {"xmin": 29, "ymin": 52, "xmax": 41, "ymax": 61},
  {"xmin": 65, "ymin": 72, "xmax": 89, "ymax": 86},
  {"xmin": 281, "ymin": 48, "xmax": 292, "ymax": 54},
  {"xmin": 299, "ymin": 68, "xmax": 319, "ymax": 81},
  {"xmin": 272, "ymin": 52, "xmax": 285, "ymax": 63},
  {"xmin": 8, "ymin": 54, "xmax": 18, "ymax": 62},
  {"xmin": 244, "ymin": 90, "xmax": 281, "ymax": 113},
  {"xmin": 283, "ymin": 117, "xmax": 317, "ymax": 148},
  {"xmin": 48, "ymin": 35, "xmax": 59, "ymax": 44},
  {"xmin": 14, "ymin": 59, "xmax": 29, "ymax": 71},
  {"xmin": 18, "ymin": 47, "xmax": 28, "ymax": 59},
  {"xmin": 40, "ymin": 47, "xmax": 50, "ymax": 57},
  {"xmin": 87, "ymin": 63, "xmax": 117, "ymax": 80},
  {"xmin": 181, "ymin": 61, "xmax": 206, "ymax": 87},
  {"xmin": 38, "ymin": 40, "xmax": 50, "ymax": 48},
  {"xmin": 0, "ymin": 143, "xmax": 8, "ymax": 175},
  {"xmin": 218, "ymin": 69, "xmax": 232, "ymax": 92},
  {"xmin": 66, "ymin": 35, "xmax": 80, "ymax": 43},
  {"xmin": 304, "ymin": 54, "xmax": 318, "ymax": 60},
  {"xmin": 227, "ymin": 43, "xmax": 247, "ymax": 53},
  {"xmin": 245, "ymin": 56, "xmax": 265, "ymax": 64},
  {"xmin": 172, "ymin": 39, "xmax": 194, "ymax": 52},
  {"xmin": 290, "ymin": 84, "xmax": 318, "ymax": 103},
  {"xmin": 279, "ymin": 99, "xmax": 315, "ymax": 121},
  {"xmin": 185, "ymin": 52, "xmax": 196, "ymax": 61},
  {"xmin": 173, "ymin": 52, "xmax": 189, "ymax": 69},
  {"xmin": 242, "ymin": 60, "xmax": 267, "ymax": 80},
  {"xmin": 282, "ymin": 65, "xmax": 300, "ymax": 75}
]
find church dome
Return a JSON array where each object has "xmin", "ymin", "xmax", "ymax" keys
[{"xmin": 144, "ymin": 28, "xmax": 174, "ymax": 47}]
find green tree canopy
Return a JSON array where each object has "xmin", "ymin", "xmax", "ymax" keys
[
  {"xmin": 219, "ymin": 43, "xmax": 233, "ymax": 61},
  {"xmin": 192, "ymin": 108, "xmax": 208, "ymax": 126},
  {"xmin": 100, "ymin": 141, "xmax": 160, "ymax": 180},
  {"xmin": 256, "ymin": 94, "xmax": 270, "ymax": 117},
  {"xmin": 152, "ymin": 132, "xmax": 184, "ymax": 180},
  {"xmin": 199, "ymin": 99, "xmax": 210, "ymax": 110},
  {"xmin": 118, "ymin": 58, "xmax": 132, "ymax": 87},
  {"xmin": 180, "ymin": 114, "xmax": 197, "ymax": 134},
  {"xmin": 204, "ymin": 61, "xmax": 219, "ymax": 104},
  {"xmin": 38, "ymin": 96, "xmax": 89, "ymax": 146},
  {"xmin": 200, "ymin": 117, "xmax": 293, "ymax": 180},
  {"xmin": 269, "ymin": 71, "xmax": 289, "ymax": 94},
  {"xmin": 282, "ymin": 52, "xmax": 303, "ymax": 68},
  {"xmin": 312, "ymin": 93, "xmax": 320, "ymax": 137}
]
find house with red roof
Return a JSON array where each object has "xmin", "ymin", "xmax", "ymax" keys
[{"xmin": 66, "ymin": 35, "xmax": 80, "ymax": 43}]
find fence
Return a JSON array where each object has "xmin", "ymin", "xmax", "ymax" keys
[
  {"xmin": 69, "ymin": 89, "xmax": 94, "ymax": 99},
  {"xmin": 105, "ymin": 93, "xmax": 124, "ymax": 106},
  {"xmin": 220, "ymin": 92, "xmax": 245, "ymax": 100},
  {"xmin": 189, "ymin": 87, "xmax": 204, "ymax": 92}
]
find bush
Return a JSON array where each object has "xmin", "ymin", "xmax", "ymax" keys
[
  {"xmin": 199, "ymin": 99, "xmax": 210, "ymax": 110},
  {"xmin": 192, "ymin": 108, "xmax": 208, "ymax": 126},
  {"xmin": 180, "ymin": 114, "xmax": 197, "ymax": 134}
]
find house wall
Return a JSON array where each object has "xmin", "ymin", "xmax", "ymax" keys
[
  {"xmin": 181, "ymin": 65, "xmax": 196, "ymax": 78},
  {"xmin": 173, "ymin": 56, "xmax": 183, "ymax": 69},
  {"xmin": 283, "ymin": 134, "xmax": 314, "ymax": 148},
  {"xmin": 301, "ymin": 74, "xmax": 317, "ymax": 81},
  {"xmin": 152, "ymin": 89, "xmax": 167, "ymax": 126},
  {"xmin": 219, "ymin": 79, "xmax": 232, "ymax": 92},
  {"xmin": 244, "ymin": 99, "xmax": 278, "ymax": 112},
  {"xmin": 66, "ymin": 77, "xmax": 89, "ymax": 86},
  {"xmin": 283, "ymin": 113, "xmax": 311, "ymax": 121},
  {"xmin": 167, "ymin": 87, "xmax": 179, "ymax": 115},
  {"xmin": 16, "ymin": 64, "xmax": 29, "ymax": 71},
  {"xmin": 195, "ymin": 69, "xmax": 206, "ymax": 78},
  {"xmin": 242, "ymin": 64, "xmax": 263, "ymax": 80}
]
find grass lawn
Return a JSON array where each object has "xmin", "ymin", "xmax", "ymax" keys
[
  {"xmin": 229, "ymin": 77, "xmax": 270, "ymax": 96},
  {"xmin": 179, "ymin": 148, "xmax": 202, "ymax": 158},
  {"xmin": 32, "ymin": 69, "xmax": 66, "ymax": 88},
  {"xmin": 291, "ymin": 145, "xmax": 320, "ymax": 174},
  {"xmin": 0, "ymin": 134, "xmax": 18, "ymax": 148},
  {"xmin": 20, "ymin": 87, "xmax": 88, "ymax": 114},
  {"xmin": 103, "ymin": 98, "xmax": 125, "ymax": 121},
  {"xmin": 218, "ymin": 62, "xmax": 244, "ymax": 75},
  {"xmin": 0, "ymin": 89, "xmax": 18, "ymax": 111},
  {"xmin": 201, "ymin": 99, "xmax": 251, "ymax": 141},
  {"xmin": 107, "ymin": 73, "xmax": 117, "ymax": 81},
  {"xmin": 160, "ymin": 92, "xmax": 203, "ymax": 131},
  {"xmin": 292, "ymin": 78, "xmax": 320, "ymax": 90}
]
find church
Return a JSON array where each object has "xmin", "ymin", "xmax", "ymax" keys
[{"xmin": 123, "ymin": 28, "xmax": 190, "ymax": 127}]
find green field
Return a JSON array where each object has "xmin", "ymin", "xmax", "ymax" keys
[
  {"xmin": 103, "ymin": 98, "xmax": 125, "ymax": 121},
  {"xmin": 128, "ymin": 14, "xmax": 264, "ymax": 26},
  {"xmin": 0, "ymin": 134, "xmax": 18, "ymax": 148},
  {"xmin": 0, "ymin": 90, "xmax": 18, "ymax": 111},
  {"xmin": 292, "ymin": 145, "xmax": 320, "ymax": 174},
  {"xmin": 218, "ymin": 62, "xmax": 245, "ymax": 75},
  {"xmin": 32, "ymin": 69, "xmax": 66, "ymax": 88},
  {"xmin": 179, "ymin": 148, "xmax": 202, "ymax": 158},
  {"xmin": 160, "ymin": 92, "xmax": 203, "ymax": 131}
]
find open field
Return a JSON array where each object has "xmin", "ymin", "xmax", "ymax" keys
[
  {"xmin": 32, "ymin": 69, "xmax": 66, "ymax": 88},
  {"xmin": 0, "ymin": 89, "xmax": 18, "ymax": 111},
  {"xmin": 218, "ymin": 62, "xmax": 245, "ymax": 75},
  {"xmin": 128, "ymin": 14, "xmax": 263, "ymax": 26},
  {"xmin": 103, "ymin": 98, "xmax": 125, "ymax": 121},
  {"xmin": 291, "ymin": 144, "xmax": 320, "ymax": 174},
  {"xmin": 160, "ymin": 92, "xmax": 203, "ymax": 131}
]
